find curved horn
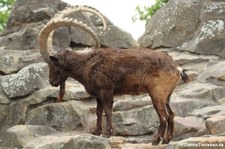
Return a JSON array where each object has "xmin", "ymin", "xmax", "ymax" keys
[
  {"xmin": 38, "ymin": 17, "xmax": 100, "ymax": 63},
  {"xmin": 54, "ymin": 5, "xmax": 107, "ymax": 30}
]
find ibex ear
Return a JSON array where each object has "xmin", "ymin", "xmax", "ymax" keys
[{"xmin": 49, "ymin": 56, "xmax": 59, "ymax": 62}]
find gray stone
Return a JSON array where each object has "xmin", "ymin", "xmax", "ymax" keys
[
  {"xmin": 0, "ymin": 125, "xmax": 58, "ymax": 148},
  {"xmin": 25, "ymin": 100, "xmax": 94, "ymax": 131},
  {"xmin": 113, "ymin": 95, "xmax": 151, "ymax": 111},
  {"xmin": 0, "ymin": 24, "xmax": 43, "ymax": 50},
  {"xmin": 0, "ymin": 48, "xmax": 42, "ymax": 74},
  {"xmin": 188, "ymin": 104, "xmax": 225, "ymax": 119},
  {"xmin": 174, "ymin": 116, "xmax": 206, "ymax": 141},
  {"xmin": 9, "ymin": 100, "xmax": 28, "ymax": 126},
  {"xmin": 170, "ymin": 98, "xmax": 215, "ymax": 117},
  {"xmin": 25, "ymin": 132, "xmax": 111, "ymax": 149},
  {"xmin": 205, "ymin": 116, "xmax": 225, "ymax": 135},
  {"xmin": 178, "ymin": 1, "xmax": 225, "ymax": 57},
  {"xmin": 197, "ymin": 61, "xmax": 225, "ymax": 86},
  {"xmin": 7, "ymin": 0, "xmax": 68, "ymax": 29},
  {"xmin": 112, "ymin": 105, "xmax": 158, "ymax": 136},
  {"xmin": 138, "ymin": 0, "xmax": 201, "ymax": 48},
  {"xmin": 1, "ymin": 63, "xmax": 49, "ymax": 98},
  {"xmin": 100, "ymin": 24, "xmax": 137, "ymax": 48},
  {"xmin": 175, "ymin": 81, "xmax": 225, "ymax": 102}
]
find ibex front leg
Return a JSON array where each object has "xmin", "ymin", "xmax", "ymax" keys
[
  {"xmin": 93, "ymin": 98, "xmax": 103, "ymax": 136},
  {"xmin": 57, "ymin": 81, "xmax": 65, "ymax": 102},
  {"xmin": 99, "ymin": 89, "xmax": 114, "ymax": 137}
]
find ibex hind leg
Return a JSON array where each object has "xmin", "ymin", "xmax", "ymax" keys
[
  {"xmin": 151, "ymin": 99, "xmax": 169, "ymax": 145},
  {"xmin": 162, "ymin": 102, "xmax": 175, "ymax": 144}
]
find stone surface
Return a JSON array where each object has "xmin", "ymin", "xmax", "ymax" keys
[
  {"xmin": 174, "ymin": 116, "xmax": 206, "ymax": 141},
  {"xmin": 0, "ymin": 125, "xmax": 58, "ymax": 148},
  {"xmin": 25, "ymin": 133, "xmax": 111, "ymax": 149},
  {"xmin": 197, "ymin": 61, "xmax": 225, "ymax": 86},
  {"xmin": 205, "ymin": 116, "xmax": 225, "ymax": 135},
  {"xmin": 138, "ymin": 0, "xmax": 201, "ymax": 48},
  {"xmin": 25, "ymin": 100, "xmax": 95, "ymax": 131},
  {"xmin": 178, "ymin": 1, "xmax": 225, "ymax": 57},
  {"xmin": 112, "ymin": 105, "xmax": 158, "ymax": 136},
  {"xmin": 175, "ymin": 81, "xmax": 225, "ymax": 102},
  {"xmin": 0, "ymin": 48, "xmax": 42, "ymax": 75},
  {"xmin": 1, "ymin": 63, "xmax": 48, "ymax": 98},
  {"xmin": 0, "ymin": 125, "xmax": 111, "ymax": 149},
  {"xmin": 188, "ymin": 104, "xmax": 225, "ymax": 119}
]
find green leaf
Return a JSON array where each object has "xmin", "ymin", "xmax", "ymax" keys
[{"xmin": 133, "ymin": 0, "xmax": 169, "ymax": 24}]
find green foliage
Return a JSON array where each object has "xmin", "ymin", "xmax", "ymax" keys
[
  {"xmin": 132, "ymin": 0, "xmax": 169, "ymax": 23},
  {"xmin": 0, "ymin": 0, "xmax": 15, "ymax": 32}
]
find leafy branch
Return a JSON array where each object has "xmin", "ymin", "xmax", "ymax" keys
[{"xmin": 132, "ymin": 0, "xmax": 169, "ymax": 23}]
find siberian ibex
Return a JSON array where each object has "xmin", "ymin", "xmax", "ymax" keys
[{"xmin": 38, "ymin": 6, "xmax": 189, "ymax": 145}]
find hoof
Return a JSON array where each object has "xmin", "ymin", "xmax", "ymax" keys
[
  {"xmin": 92, "ymin": 129, "xmax": 102, "ymax": 136},
  {"xmin": 152, "ymin": 138, "xmax": 160, "ymax": 145},
  {"xmin": 162, "ymin": 139, "xmax": 170, "ymax": 144},
  {"xmin": 102, "ymin": 129, "xmax": 112, "ymax": 138}
]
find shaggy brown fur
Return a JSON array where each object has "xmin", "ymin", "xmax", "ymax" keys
[{"xmin": 48, "ymin": 47, "xmax": 188, "ymax": 145}]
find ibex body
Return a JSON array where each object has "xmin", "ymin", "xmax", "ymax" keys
[{"xmin": 39, "ymin": 6, "xmax": 189, "ymax": 145}]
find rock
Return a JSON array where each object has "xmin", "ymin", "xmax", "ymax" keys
[
  {"xmin": 139, "ymin": 0, "xmax": 225, "ymax": 57},
  {"xmin": 7, "ymin": 0, "xmax": 67, "ymax": 29},
  {"xmin": 175, "ymin": 81, "xmax": 225, "ymax": 102},
  {"xmin": 111, "ymin": 105, "xmax": 158, "ymax": 136},
  {"xmin": 25, "ymin": 100, "xmax": 95, "ymax": 131},
  {"xmin": 9, "ymin": 100, "xmax": 28, "ymax": 126},
  {"xmin": 174, "ymin": 135, "xmax": 225, "ymax": 149},
  {"xmin": 178, "ymin": 1, "xmax": 225, "ymax": 57},
  {"xmin": 0, "ymin": 48, "xmax": 42, "ymax": 75},
  {"xmin": 100, "ymin": 24, "xmax": 137, "ymax": 48},
  {"xmin": 188, "ymin": 104, "xmax": 225, "ymax": 119},
  {"xmin": 174, "ymin": 116, "xmax": 206, "ymax": 141},
  {"xmin": 205, "ymin": 116, "xmax": 225, "ymax": 135},
  {"xmin": 0, "ymin": 104, "xmax": 10, "ymax": 135},
  {"xmin": 138, "ymin": 0, "xmax": 201, "ymax": 48},
  {"xmin": 27, "ymin": 80, "xmax": 91, "ymax": 105},
  {"xmin": 118, "ymin": 143, "xmax": 173, "ymax": 149},
  {"xmin": 1, "ymin": 63, "xmax": 49, "ymax": 98},
  {"xmin": 0, "ymin": 125, "xmax": 58, "ymax": 148},
  {"xmin": 113, "ymin": 95, "xmax": 151, "ymax": 111},
  {"xmin": 0, "ymin": 125, "xmax": 110, "ymax": 149},
  {"xmin": 25, "ymin": 132, "xmax": 111, "ymax": 149},
  {"xmin": 197, "ymin": 61, "xmax": 225, "ymax": 86},
  {"xmin": 109, "ymin": 136, "xmax": 126, "ymax": 148},
  {"xmin": 166, "ymin": 49, "xmax": 218, "ymax": 66},
  {"xmin": 0, "ymin": 77, "xmax": 10, "ymax": 104},
  {"xmin": 170, "ymin": 97, "xmax": 215, "ymax": 117},
  {"xmin": 0, "ymin": 24, "xmax": 43, "ymax": 50}
]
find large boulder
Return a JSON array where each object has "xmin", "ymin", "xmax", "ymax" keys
[
  {"xmin": 0, "ymin": 125, "xmax": 57, "ymax": 148},
  {"xmin": 0, "ymin": 125, "xmax": 111, "ymax": 149},
  {"xmin": 138, "ymin": 0, "xmax": 201, "ymax": 48},
  {"xmin": 197, "ymin": 61, "xmax": 225, "ymax": 86},
  {"xmin": 139, "ymin": 0, "xmax": 225, "ymax": 57},
  {"xmin": 0, "ymin": 48, "xmax": 42, "ymax": 75},
  {"xmin": 25, "ymin": 100, "xmax": 95, "ymax": 131},
  {"xmin": 178, "ymin": 1, "xmax": 225, "ymax": 57},
  {"xmin": 1, "ymin": 63, "xmax": 48, "ymax": 98}
]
